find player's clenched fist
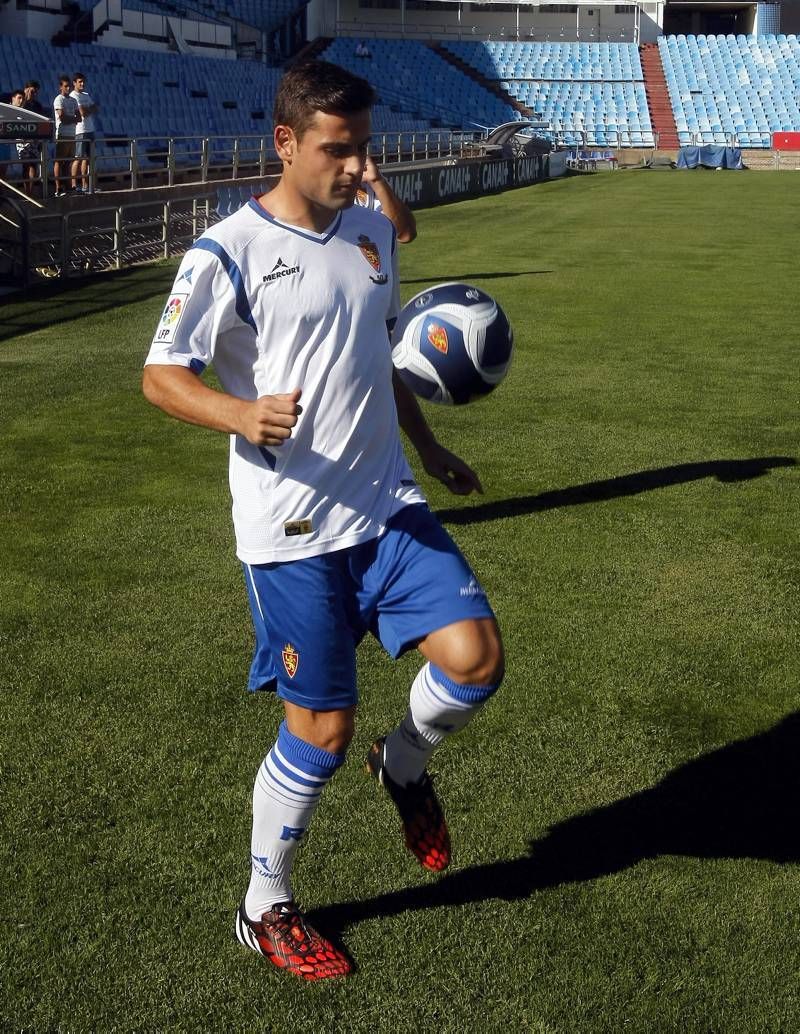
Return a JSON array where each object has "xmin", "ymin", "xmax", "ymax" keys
[{"xmin": 241, "ymin": 388, "xmax": 302, "ymax": 446}]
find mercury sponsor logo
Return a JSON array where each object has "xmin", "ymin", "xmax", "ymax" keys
[
  {"xmin": 251, "ymin": 854, "xmax": 278, "ymax": 878},
  {"xmin": 263, "ymin": 257, "xmax": 300, "ymax": 283}
]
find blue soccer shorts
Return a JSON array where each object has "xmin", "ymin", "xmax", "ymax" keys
[{"xmin": 243, "ymin": 503, "xmax": 496, "ymax": 710}]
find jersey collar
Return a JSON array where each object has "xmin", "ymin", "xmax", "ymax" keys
[{"xmin": 248, "ymin": 199, "xmax": 341, "ymax": 244}]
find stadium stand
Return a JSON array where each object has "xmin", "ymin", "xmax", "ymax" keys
[
  {"xmin": 0, "ymin": 34, "xmax": 280, "ymax": 141},
  {"xmin": 659, "ymin": 33, "xmax": 800, "ymax": 146},
  {"xmin": 318, "ymin": 37, "xmax": 519, "ymax": 129},
  {"xmin": 441, "ymin": 41, "xmax": 654, "ymax": 146},
  {"xmin": 213, "ymin": 0, "xmax": 302, "ymax": 33},
  {"xmin": 1, "ymin": 24, "xmax": 798, "ymax": 153},
  {"xmin": 69, "ymin": 0, "xmax": 302, "ymax": 33},
  {"xmin": 93, "ymin": 0, "xmax": 226, "ymax": 23}
]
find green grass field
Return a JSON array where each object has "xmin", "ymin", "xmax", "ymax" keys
[{"xmin": 2, "ymin": 170, "xmax": 799, "ymax": 1032}]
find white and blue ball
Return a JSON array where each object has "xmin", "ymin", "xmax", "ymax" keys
[{"xmin": 391, "ymin": 282, "xmax": 513, "ymax": 405}]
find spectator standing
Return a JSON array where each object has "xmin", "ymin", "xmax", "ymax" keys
[
  {"xmin": 70, "ymin": 72, "xmax": 99, "ymax": 193},
  {"xmin": 0, "ymin": 89, "xmax": 25, "ymax": 182},
  {"xmin": 19, "ymin": 81, "xmax": 46, "ymax": 196},
  {"xmin": 23, "ymin": 80, "xmax": 47, "ymax": 117},
  {"xmin": 53, "ymin": 76, "xmax": 80, "ymax": 196}
]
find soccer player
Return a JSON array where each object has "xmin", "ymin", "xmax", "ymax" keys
[{"xmin": 143, "ymin": 59, "xmax": 504, "ymax": 982}]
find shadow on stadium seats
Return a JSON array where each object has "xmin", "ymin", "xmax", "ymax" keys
[
  {"xmin": 402, "ymin": 270, "xmax": 552, "ymax": 286},
  {"xmin": 309, "ymin": 711, "xmax": 800, "ymax": 935},
  {"xmin": 436, "ymin": 457, "xmax": 797, "ymax": 527},
  {"xmin": 0, "ymin": 265, "xmax": 176, "ymax": 343}
]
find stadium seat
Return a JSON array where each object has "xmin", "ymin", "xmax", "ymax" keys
[{"xmin": 659, "ymin": 33, "xmax": 800, "ymax": 147}]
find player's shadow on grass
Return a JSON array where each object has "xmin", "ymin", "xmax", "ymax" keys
[
  {"xmin": 310, "ymin": 711, "xmax": 800, "ymax": 935},
  {"xmin": 0, "ymin": 264, "xmax": 175, "ymax": 343},
  {"xmin": 402, "ymin": 270, "xmax": 552, "ymax": 286},
  {"xmin": 436, "ymin": 456, "xmax": 797, "ymax": 526}
]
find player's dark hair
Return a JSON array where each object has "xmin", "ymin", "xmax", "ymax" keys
[
  {"xmin": 59, "ymin": 75, "xmax": 71, "ymax": 86},
  {"xmin": 24, "ymin": 80, "xmax": 40, "ymax": 91},
  {"xmin": 273, "ymin": 60, "xmax": 375, "ymax": 140},
  {"xmin": 73, "ymin": 72, "xmax": 86, "ymax": 81}
]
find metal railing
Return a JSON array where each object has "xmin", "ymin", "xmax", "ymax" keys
[
  {"xmin": 2, "ymin": 122, "xmax": 784, "ymax": 203},
  {"xmin": 0, "ymin": 128, "xmax": 490, "ymax": 201},
  {"xmin": 545, "ymin": 127, "xmax": 656, "ymax": 149},
  {"xmin": 674, "ymin": 130, "xmax": 773, "ymax": 148},
  {"xmin": 0, "ymin": 190, "xmax": 217, "ymax": 285},
  {"xmin": 332, "ymin": 18, "xmax": 637, "ymax": 44}
]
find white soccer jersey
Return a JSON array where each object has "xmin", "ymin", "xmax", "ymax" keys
[{"xmin": 146, "ymin": 198, "xmax": 425, "ymax": 564}]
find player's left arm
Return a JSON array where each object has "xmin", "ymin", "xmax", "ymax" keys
[
  {"xmin": 363, "ymin": 155, "xmax": 417, "ymax": 244},
  {"xmin": 392, "ymin": 370, "xmax": 482, "ymax": 496}
]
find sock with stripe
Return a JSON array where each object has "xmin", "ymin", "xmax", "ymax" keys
[
  {"xmin": 383, "ymin": 662, "xmax": 501, "ymax": 788},
  {"xmin": 244, "ymin": 720, "xmax": 345, "ymax": 920}
]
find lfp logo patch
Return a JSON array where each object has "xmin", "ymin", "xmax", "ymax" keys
[
  {"xmin": 153, "ymin": 293, "xmax": 188, "ymax": 343},
  {"xmin": 162, "ymin": 295, "xmax": 184, "ymax": 324}
]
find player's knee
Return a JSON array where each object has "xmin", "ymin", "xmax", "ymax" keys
[
  {"xmin": 283, "ymin": 704, "xmax": 355, "ymax": 755},
  {"xmin": 430, "ymin": 619, "xmax": 505, "ymax": 692},
  {"xmin": 311, "ymin": 714, "xmax": 355, "ymax": 755}
]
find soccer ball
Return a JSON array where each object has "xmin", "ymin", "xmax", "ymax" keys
[{"xmin": 391, "ymin": 282, "xmax": 514, "ymax": 405}]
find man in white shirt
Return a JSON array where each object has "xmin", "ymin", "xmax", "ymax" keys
[
  {"xmin": 53, "ymin": 75, "xmax": 79, "ymax": 196},
  {"xmin": 69, "ymin": 72, "xmax": 98, "ymax": 193},
  {"xmin": 143, "ymin": 60, "xmax": 504, "ymax": 981}
]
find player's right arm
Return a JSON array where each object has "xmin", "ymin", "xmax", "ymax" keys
[
  {"xmin": 143, "ymin": 250, "xmax": 301, "ymax": 447},
  {"xmin": 142, "ymin": 366, "xmax": 301, "ymax": 447}
]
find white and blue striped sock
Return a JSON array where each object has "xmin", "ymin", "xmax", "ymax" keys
[
  {"xmin": 245, "ymin": 720, "xmax": 345, "ymax": 920},
  {"xmin": 383, "ymin": 662, "xmax": 501, "ymax": 788}
]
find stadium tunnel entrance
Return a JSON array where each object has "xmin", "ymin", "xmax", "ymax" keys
[{"xmin": 662, "ymin": 3, "xmax": 757, "ymax": 36}]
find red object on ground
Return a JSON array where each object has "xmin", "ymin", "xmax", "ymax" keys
[{"xmin": 772, "ymin": 132, "xmax": 800, "ymax": 150}]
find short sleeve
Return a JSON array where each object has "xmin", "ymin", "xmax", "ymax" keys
[{"xmin": 144, "ymin": 248, "xmax": 237, "ymax": 375}]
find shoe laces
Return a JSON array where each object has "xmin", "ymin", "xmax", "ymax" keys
[{"xmin": 269, "ymin": 903, "xmax": 319, "ymax": 952}]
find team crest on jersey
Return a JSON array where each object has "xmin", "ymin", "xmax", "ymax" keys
[
  {"xmin": 357, "ymin": 234, "xmax": 388, "ymax": 285},
  {"xmin": 282, "ymin": 643, "xmax": 299, "ymax": 678},
  {"xmin": 153, "ymin": 292, "xmax": 188, "ymax": 344},
  {"xmin": 427, "ymin": 322, "xmax": 449, "ymax": 354},
  {"xmin": 358, "ymin": 234, "xmax": 381, "ymax": 272}
]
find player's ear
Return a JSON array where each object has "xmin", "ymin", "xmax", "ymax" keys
[{"xmin": 275, "ymin": 125, "xmax": 296, "ymax": 164}]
